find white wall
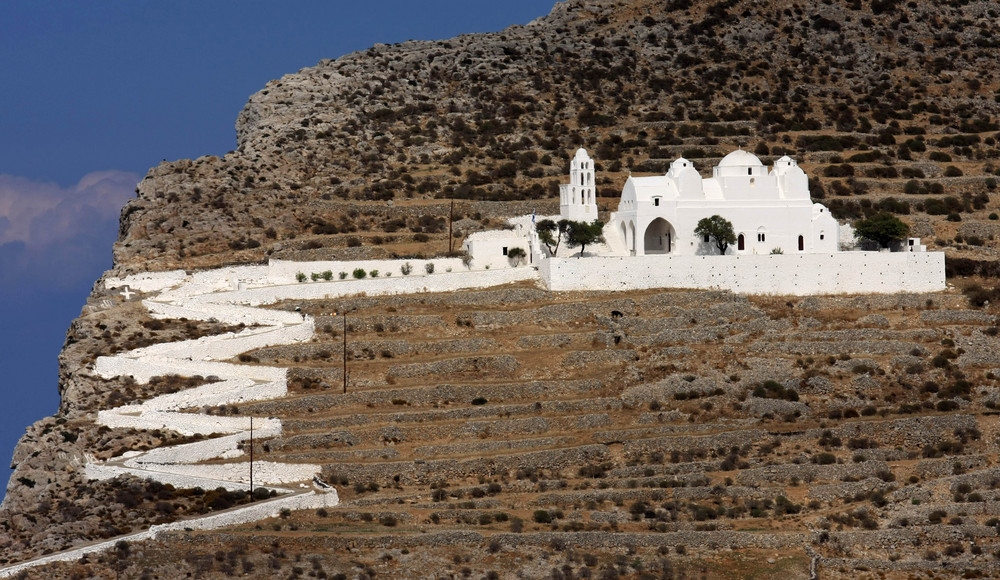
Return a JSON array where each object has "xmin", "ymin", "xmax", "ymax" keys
[
  {"xmin": 227, "ymin": 266, "xmax": 540, "ymax": 306},
  {"xmin": 0, "ymin": 489, "xmax": 337, "ymax": 578},
  {"xmin": 268, "ymin": 258, "xmax": 468, "ymax": 285},
  {"xmin": 463, "ymin": 233, "xmax": 531, "ymax": 269},
  {"xmin": 541, "ymin": 252, "xmax": 945, "ymax": 296}
]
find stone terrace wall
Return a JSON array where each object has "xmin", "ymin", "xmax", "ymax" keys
[{"xmin": 541, "ymin": 252, "xmax": 945, "ymax": 296}]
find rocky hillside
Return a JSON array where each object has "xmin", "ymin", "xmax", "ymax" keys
[
  {"xmin": 114, "ymin": 0, "xmax": 1000, "ymax": 274},
  {"xmin": 4, "ymin": 0, "xmax": 1000, "ymax": 578}
]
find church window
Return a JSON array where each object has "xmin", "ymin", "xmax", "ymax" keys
[
  {"xmin": 757, "ymin": 233, "xmax": 765, "ymax": 242},
  {"xmin": 750, "ymin": 177, "xmax": 755, "ymax": 186},
  {"xmin": 653, "ymin": 197, "xmax": 660, "ymax": 206},
  {"xmin": 820, "ymin": 234, "xmax": 825, "ymax": 240},
  {"xmin": 748, "ymin": 168, "xmax": 752, "ymax": 176},
  {"xmin": 737, "ymin": 234, "xmax": 745, "ymax": 251},
  {"xmin": 798, "ymin": 235, "xmax": 804, "ymax": 251},
  {"xmin": 703, "ymin": 234, "xmax": 710, "ymax": 243},
  {"xmin": 502, "ymin": 247, "xmax": 508, "ymax": 256}
]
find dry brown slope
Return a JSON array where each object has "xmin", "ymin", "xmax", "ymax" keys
[{"xmin": 13, "ymin": 283, "xmax": 1000, "ymax": 578}]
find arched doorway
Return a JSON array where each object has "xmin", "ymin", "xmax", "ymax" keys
[
  {"xmin": 619, "ymin": 222, "xmax": 628, "ymax": 253},
  {"xmin": 627, "ymin": 221, "xmax": 636, "ymax": 255},
  {"xmin": 737, "ymin": 234, "xmax": 745, "ymax": 251},
  {"xmin": 643, "ymin": 218, "xmax": 673, "ymax": 255}
]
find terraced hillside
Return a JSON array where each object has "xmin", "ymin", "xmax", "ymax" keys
[
  {"xmin": 24, "ymin": 281, "xmax": 997, "ymax": 578},
  {"xmin": 7, "ymin": 0, "xmax": 1000, "ymax": 576}
]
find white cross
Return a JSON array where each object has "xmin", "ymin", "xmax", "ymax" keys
[{"xmin": 120, "ymin": 286, "xmax": 135, "ymax": 300}]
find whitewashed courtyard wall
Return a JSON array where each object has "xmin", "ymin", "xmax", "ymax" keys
[{"xmin": 540, "ymin": 252, "xmax": 945, "ymax": 296}]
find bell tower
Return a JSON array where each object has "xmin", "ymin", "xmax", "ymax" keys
[{"xmin": 559, "ymin": 148, "xmax": 598, "ymax": 221}]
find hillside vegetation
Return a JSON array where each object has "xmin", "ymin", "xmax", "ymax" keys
[{"xmin": 4, "ymin": 0, "xmax": 1000, "ymax": 578}]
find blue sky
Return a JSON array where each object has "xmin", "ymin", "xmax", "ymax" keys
[{"xmin": 0, "ymin": 0, "xmax": 556, "ymax": 491}]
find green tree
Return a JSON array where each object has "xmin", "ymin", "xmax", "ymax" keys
[
  {"xmin": 507, "ymin": 247, "xmax": 527, "ymax": 266},
  {"xmin": 536, "ymin": 218, "xmax": 570, "ymax": 256},
  {"xmin": 695, "ymin": 215, "xmax": 737, "ymax": 255},
  {"xmin": 565, "ymin": 220, "xmax": 605, "ymax": 257},
  {"xmin": 854, "ymin": 212, "xmax": 910, "ymax": 248}
]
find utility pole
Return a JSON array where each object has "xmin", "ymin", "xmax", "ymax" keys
[
  {"xmin": 342, "ymin": 310, "xmax": 348, "ymax": 394},
  {"xmin": 249, "ymin": 415, "xmax": 254, "ymax": 498},
  {"xmin": 448, "ymin": 200, "xmax": 455, "ymax": 254}
]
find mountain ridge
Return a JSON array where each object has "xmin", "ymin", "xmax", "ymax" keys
[{"xmin": 4, "ymin": 0, "xmax": 1000, "ymax": 577}]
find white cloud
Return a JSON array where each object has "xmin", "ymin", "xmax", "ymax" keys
[{"xmin": 0, "ymin": 171, "xmax": 138, "ymax": 290}]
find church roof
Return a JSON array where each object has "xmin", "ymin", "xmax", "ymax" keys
[
  {"xmin": 718, "ymin": 149, "xmax": 763, "ymax": 167},
  {"xmin": 624, "ymin": 175, "xmax": 677, "ymax": 202}
]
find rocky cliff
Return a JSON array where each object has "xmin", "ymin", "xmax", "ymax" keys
[{"xmin": 4, "ymin": 0, "xmax": 1000, "ymax": 577}]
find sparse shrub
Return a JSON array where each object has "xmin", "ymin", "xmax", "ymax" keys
[
  {"xmin": 425, "ymin": 262, "xmax": 435, "ymax": 274},
  {"xmin": 400, "ymin": 262, "xmax": 413, "ymax": 275},
  {"xmin": 296, "ymin": 272, "xmax": 307, "ymax": 283},
  {"xmin": 352, "ymin": 268, "xmax": 367, "ymax": 279},
  {"xmin": 936, "ymin": 400, "xmax": 960, "ymax": 412},
  {"xmin": 751, "ymin": 380, "xmax": 799, "ymax": 401}
]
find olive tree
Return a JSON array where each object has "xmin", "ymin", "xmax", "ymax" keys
[
  {"xmin": 536, "ymin": 218, "xmax": 570, "ymax": 256},
  {"xmin": 694, "ymin": 215, "xmax": 737, "ymax": 255},
  {"xmin": 854, "ymin": 212, "xmax": 909, "ymax": 248},
  {"xmin": 565, "ymin": 220, "xmax": 606, "ymax": 257},
  {"xmin": 507, "ymin": 247, "xmax": 527, "ymax": 266}
]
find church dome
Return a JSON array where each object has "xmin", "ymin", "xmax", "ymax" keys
[{"xmin": 718, "ymin": 149, "xmax": 763, "ymax": 167}]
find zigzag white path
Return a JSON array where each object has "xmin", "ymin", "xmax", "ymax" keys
[
  {"xmin": 0, "ymin": 261, "xmax": 539, "ymax": 577},
  {"xmin": 93, "ymin": 262, "xmax": 537, "ymax": 489}
]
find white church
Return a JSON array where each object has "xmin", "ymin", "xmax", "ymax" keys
[
  {"xmin": 467, "ymin": 147, "xmax": 842, "ymax": 265},
  {"xmin": 562, "ymin": 147, "xmax": 841, "ymax": 256},
  {"xmin": 462, "ymin": 147, "xmax": 942, "ymax": 295}
]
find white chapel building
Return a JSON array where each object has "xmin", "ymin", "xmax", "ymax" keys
[
  {"xmin": 560, "ymin": 148, "xmax": 841, "ymax": 256},
  {"xmin": 460, "ymin": 146, "xmax": 943, "ymax": 294}
]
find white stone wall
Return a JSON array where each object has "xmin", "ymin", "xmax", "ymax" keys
[
  {"xmin": 541, "ymin": 252, "xmax": 946, "ymax": 296},
  {"xmin": 94, "ymin": 355, "xmax": 287, "ymax": 385},
  {"xmin": 268, "ymin": 257, "xmax": 468, "ymax": 285},
  {"xmin": 462, "ymin": 232, "xmax": 527, "ymax": 270},
  {"xmin": 104, "ymin": 270, "xmax": 188, "ymax": 293},
  {"xmin": 115, "ymin": 320, "xmax": 314, "ymax": 362},
  {"xmin": 96, "ymin": 409, "xmax": 283, "ymax": 437},
  {"xmin": 227, "ymin": 266, "xmax": 540, "ymax": 306},
  {"xmin": 119, "ymin": 460, "xmax": 320, "ymax": 486},
  {"xmin": 0, "ymin": 490, "xmax": 337, "ymax": 578}
]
